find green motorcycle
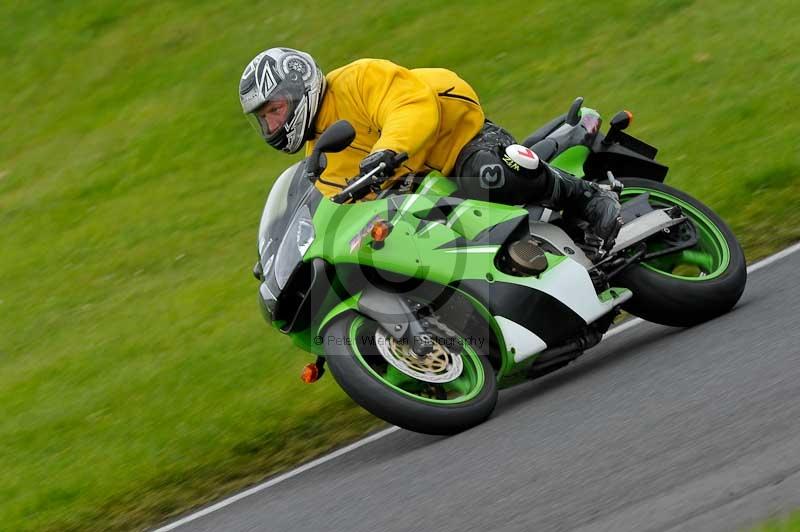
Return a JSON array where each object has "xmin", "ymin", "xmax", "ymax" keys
[{"xmin": 253, "ymin": 97, "xmax": 747, "ymax": 435}]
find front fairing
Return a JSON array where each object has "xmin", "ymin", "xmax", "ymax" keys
[{"xmin": 257, "ymin": 159, "xmax": 322, "ymax": 313}]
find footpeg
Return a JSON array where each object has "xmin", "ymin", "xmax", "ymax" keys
[{"xmin": 610, "ymin": 208, "xmax": 687, "ymax": 254}]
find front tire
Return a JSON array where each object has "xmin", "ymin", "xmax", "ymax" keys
[
  {"xmin": 615, "ymin": 178, "xmax": 747, "ymax": 327},
  {"xmin": 323, "ymin": 312, "xmax": 498, "ymax": 435}
]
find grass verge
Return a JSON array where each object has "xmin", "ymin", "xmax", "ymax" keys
[
  {"xmin": 2, "ymin": 0, "xmax": 799, "ymax": 530},
  {"xmin": 753, "ymin": 512, "xmax": 800, "ymax": 532}
]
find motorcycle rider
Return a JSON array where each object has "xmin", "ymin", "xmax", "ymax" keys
[{"xmin": 239, "ymin": 47, "xmax": 622, "ymax": 253}]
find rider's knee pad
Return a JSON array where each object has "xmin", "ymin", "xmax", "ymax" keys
[{"xmin": 453, "ymin": 147, "xmax": 552, "ymax": 204}]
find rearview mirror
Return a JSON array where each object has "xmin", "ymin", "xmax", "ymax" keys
[
  {"xmin": 601, "ymin": 110, "xmax": 634, "ymax": 146},
  {"xmin": 566, "ymin": 96, "xmax": 585, "ymax": 126},
  {"xmin": 316, "ymin": 120, "xmax": 356, "ymax": 153},
  {"xmin": 306, "ymin": 120, "xmax": 356, "ymax": 182},
  {"xmin": 609, "ymin": 110, "xmax": 633, "ymax": 131}
]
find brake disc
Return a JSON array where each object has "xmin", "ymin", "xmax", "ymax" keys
[{"xmin": 374, "ymin": 327, "xmax": 463, "ymax": 384}]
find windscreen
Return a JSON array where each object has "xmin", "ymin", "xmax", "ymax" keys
[{"xmin": 258, "ymin": 159, "xmax": 322, "ymax": 259}]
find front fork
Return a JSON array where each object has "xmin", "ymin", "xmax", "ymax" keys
[{"xmin": 357, "ymin": 288, "xmax": 434, "ymax": 357}]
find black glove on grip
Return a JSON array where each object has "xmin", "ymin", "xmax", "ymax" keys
[{"xmin": 359, "ymin": 149, "xmax": 397, "ymax": 178}]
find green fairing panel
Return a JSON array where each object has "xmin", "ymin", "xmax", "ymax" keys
[
  {"xmin": 551, "ymin": 146, "xmax": 590, "ymax": 178},
  {"xmin": 294, "ymin": 287, "xmax": 362, "ymax": 356},
  {"xmin": 291, "ymin": 326, "xmax": 324, "ymax": 356},
  {"xmin": 317, "ymin": 292, "xmax": 362, "ymax": 337},
  {"xmin": 417, "ymin": 172, "xmax": 458, "ymax": 196},
  {"xmin": 306, "ymin": 193, "xmax": 530, "ymax": 286}
]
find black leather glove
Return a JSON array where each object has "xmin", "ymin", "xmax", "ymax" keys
[{"xmin": 359, "ymin": 149, "xmax": 398, "ymax": 178}]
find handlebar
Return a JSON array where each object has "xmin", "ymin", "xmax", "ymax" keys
[{"xmin": 332, "ymin": 151, "xmax": 409, "ymax": 204}]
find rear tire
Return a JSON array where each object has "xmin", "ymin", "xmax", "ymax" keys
[
  {"xmin": 324, "ymin": 312, "xmax": 498, "ymax": 435},
  {"xmin": 615, "ymin": 178, "xmax": 747, "ymax": 327}
]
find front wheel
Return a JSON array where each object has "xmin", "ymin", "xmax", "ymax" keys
[
  {"xmin": 614, "ymin": 178, "xmax": 747, "ymax": 327},
  {"xmin": 323, "ymin": 312, "xmax": 498, "ymax": 435}
]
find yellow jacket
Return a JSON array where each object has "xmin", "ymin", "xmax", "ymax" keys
[{"xmin": 305, "ymin": 58, "xmax": 485, "ymax": 198}]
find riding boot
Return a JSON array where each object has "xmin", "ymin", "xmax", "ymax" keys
[
  {"xmin": 458, "ymin": 141, "xmax": 623, "ymax": 256},
  {"xmin": 499, "ymin": 144, "xmax": 623, "ymax": 252},
  {"xmin": 538, "ymin": 164, "xmax": 623, "ymax": 254}
]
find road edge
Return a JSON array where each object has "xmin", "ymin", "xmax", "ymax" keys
[{"xmin": 154, "ymin": 240, "xmax": 800, "ymax": 531}]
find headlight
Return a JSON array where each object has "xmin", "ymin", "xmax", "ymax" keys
[
  {"xmin": 259, "ymin": 281, "xmax": 278, "ymax": 320},
  {"xmin": 260, "ymin": 238, "xmax": 275, "ymax": 278},
  {"xmin": 274, "ymin": 204, "xmax": 315, "ymax": 289}
]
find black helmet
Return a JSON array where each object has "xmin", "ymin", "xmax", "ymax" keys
[{"xmin": 239, "ymin": 48, "xmax": 326, "ymax": 154}]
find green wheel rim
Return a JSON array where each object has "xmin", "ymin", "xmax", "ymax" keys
[
  {"xmin": 348, "ymin": 316, "xmax": 486, "ymax": 405},
  {"xmin": 621, "ymin": 187, "xmax": 731, "ymax": 281}
]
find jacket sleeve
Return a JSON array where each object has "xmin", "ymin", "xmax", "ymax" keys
[{"xmin": 354, "ymin": 59, "xmax": 441, "ymax": 159}]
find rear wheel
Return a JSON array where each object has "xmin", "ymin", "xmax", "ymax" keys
[
  {"xmin": 615, "ymin": 178, "xmax": 747, "ymax": 327},
  {"xmin": 324, "ymin": 311, "xmax": 498, "ymax": 435}
]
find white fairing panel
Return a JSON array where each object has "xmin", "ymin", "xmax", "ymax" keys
[
  {"xmin": 530, "ymin": 258, "xmax": 619, "ymax": 323},
  {"xmin": 495, "ymin": 316, "xmax": 548, "ymax": 363}
]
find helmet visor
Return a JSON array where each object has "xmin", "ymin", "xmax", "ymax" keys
[{"xmin": 248, "ymin": 94, "xmax": 293, "ymax": 142}]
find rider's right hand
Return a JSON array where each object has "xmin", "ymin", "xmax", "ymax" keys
[{"xmin": 358, "ymin": 149, "xmax": 397, "ymax": 178}]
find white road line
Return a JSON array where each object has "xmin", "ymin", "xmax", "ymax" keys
[
  {"xmin": 153, "ymin": 426, "xmax": 400, "ymax": 532},
  {"xmin": 154, "ymin": 241, "xmax": 800, "ymax": 531},
  {"xmin": 747, "ymin": 240, "xmax": 800, "ymax": 273}
]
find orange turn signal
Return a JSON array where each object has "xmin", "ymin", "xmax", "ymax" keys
[
  {"xmin": 624, "ymin": 110, "xmax": 634, "ymax": 125},
  {"xmin": 370, "ymin": 220, "xmax": 391, "ymax": 242},
  {"xmin": 301, "ymin": 363, "xmax": 320, "ymax": 383}
]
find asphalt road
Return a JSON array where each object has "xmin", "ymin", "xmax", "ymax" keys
[{"xmin": 166, "ymin": 249, "xmax": 800, "ymax": 532}]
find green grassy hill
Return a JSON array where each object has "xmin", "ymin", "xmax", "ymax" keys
[{"xmin": 2, "ymin": 1, "xmax": 799, "ymax": 530}]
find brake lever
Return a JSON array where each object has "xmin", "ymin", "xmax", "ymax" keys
[
  {"xmin": 597, "ymin": 170, "xmax": 624, "ymax": 196},
  {"xmin": 332, "ymin": 152, "xmax": 409, "ymax": 204},
  {"xmin": 332, "ymin": 163, "xmax": 388, "ymax": 204}
]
